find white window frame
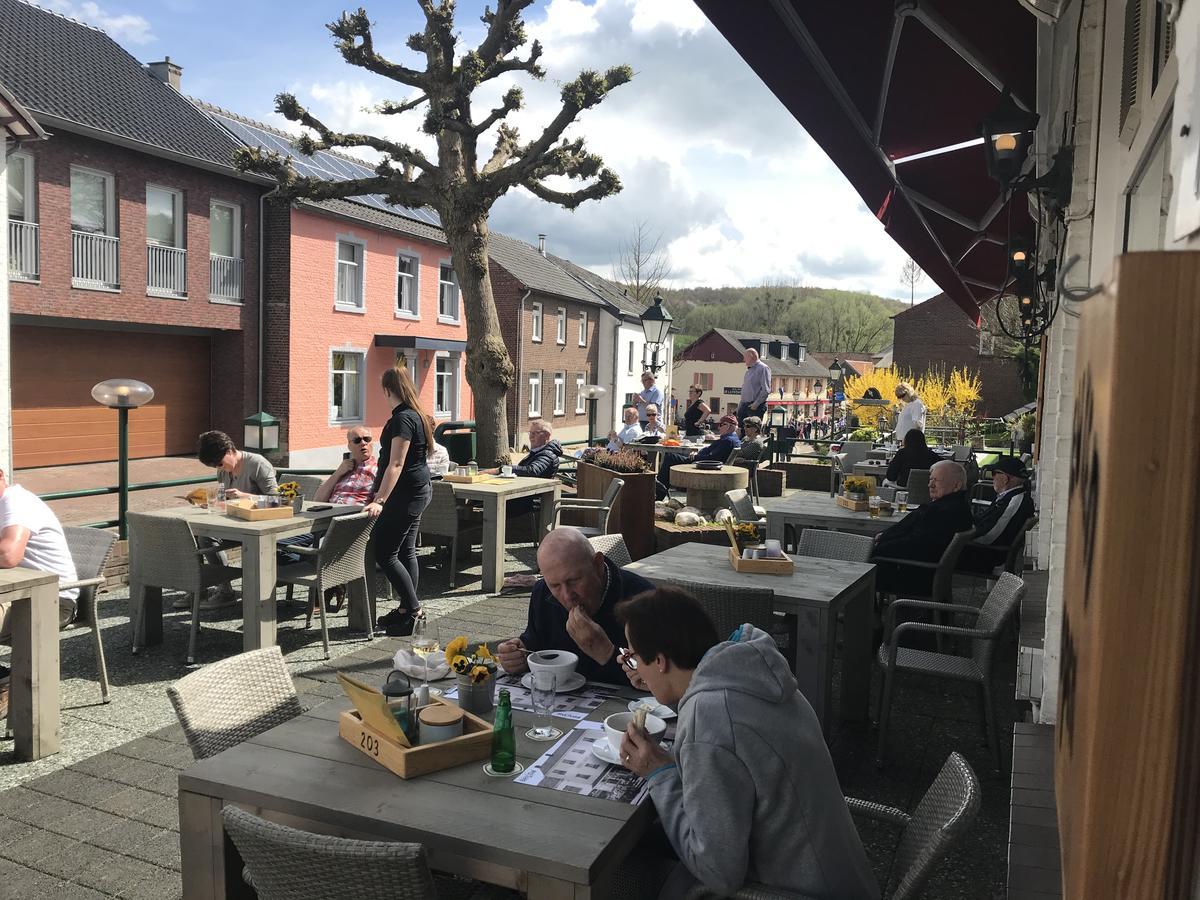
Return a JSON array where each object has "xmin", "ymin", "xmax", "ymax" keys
[
  {"xmin": 528, "ymin": 370, "xmax": 542, "ymax": 418},
  {"xmin": 395, "ymin": 351, "xmax": 420, "ymax": 394},
  {"xmin": 575, "ymin": 373, "xmax": 586, "ymax": 414},
  {"xmin": 70, "ymin": 165, "xmax": 116, "ymax": 235},
  {"xmin": 208, "ymin": 199, "xmax": 241, "ymax": 258},
  {"xmin": 396, "ymin": 251, "xmax": 420, "ymax": 318},
  {"xmin": 531, "ymin": 301, "xmax": 543, "ymax": 342},
  {"xmin": 556, "ymin": 307, "xmax": 567, "ymax": 345},
  {"xmin": 329, "ymin": 349, "xmax": 366, "ymax": 424},
  {"xmin": 578, "ymin": 310, "xmax": 587, "ymax": 347},
  {"xmin": 334, "ymin": 235, "xmax": 367, "ymax": 312},
  {"xmin": 146, "ymin": 184, "xmax": 184, "ymax": 248},
  {"xmin": 437, "ymin": 260, "xmax": 460, "ymax": 322},
  {"xmin": 627, "ymin": 341, "xmax": 636, "ymax": 375},
  {"xmin": 553, "ymin": 371, "xmax": 566, "ymax": 416},
  {"xmin": 8, "ymin": 151, "xmax": 35, "ymax": 223},
  {"xmin": 433, "ymin": 352, "xmax": 460, "ymax": 419}
]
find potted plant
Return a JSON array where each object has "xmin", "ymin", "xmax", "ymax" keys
[
  {"xmin": 444, "ymin": 637, "xmax": 498, "ymax": 715},
  {"xmin": 1011, "ymin": 412, "xmax": 1036, "ymax": 454},
  {"xmin": 576, "ymin": 449, "xmax": 656, "ymax": 559},
  {"xmin": 842, "ymin": 475, "xmax": 874, "ymax": 501}
]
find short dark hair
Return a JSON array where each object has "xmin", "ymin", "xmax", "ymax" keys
[
  {"xmin": 615, "ymin": 587, "xmax": 719, "ymax": 670},
  {"xmin": 197, "ymin": 430, "xmax": 236, "ymax": 467}
]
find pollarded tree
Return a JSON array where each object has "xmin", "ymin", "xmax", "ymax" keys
[{"xmin": 234, "ymin": 1, "xmax": 632, "ymax": 463}]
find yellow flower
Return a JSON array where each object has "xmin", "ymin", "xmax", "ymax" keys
[
  {"xmin": 444, "ymin": 636, "xmax": 468, "ymax": 665},
  {"xmin": 475, "ymin": 643, "xmax": 493, "ymax": 660},
  {"xmin": 450, "ymin": 654, "xmax": 470, "ymax": 674},
  {"xmin": 469, "ymin": 665, "xmax": 491, "ymax": 684}
]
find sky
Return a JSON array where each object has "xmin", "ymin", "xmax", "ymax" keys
[{"xmin": 38, "ymin": 0, "xmax": 940, "ymax": 301}]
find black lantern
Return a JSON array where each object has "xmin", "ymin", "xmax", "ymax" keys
[
  {"xmin": 980, "ymin": 89, "xmax": 1039, "ymax": 186},
  {"xmin": 1007, "ymin": 237, "xmax": 1033, "ymax": 273},
  {"xmin": 828, "ymin": 359, "xmax": 844, "ymax": 384},
  {"xmin": 639, "ymin": 294, "xmax": 673, "ymax": 374}
]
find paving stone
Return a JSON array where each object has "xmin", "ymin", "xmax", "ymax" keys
[
  {"xmin": 24, "ymin": 838, "xmax": 118, "ymax": 883},
  {"xmin": 87, "ymin": 784, "xmax": 160, "ymax": 818},
  {"xmin": 0, "ymin": 860, "xmax": 66, "ymax": 899},
  {"xmin": 89, "ymin": 818, "xmax": 170, "ymax": 864},
  {"xmin": 72, "ymin": 850, "xmax": 171, "ymax": 895},
  {"xmin": 113, "ymin": 864, "xmax": 182, "ymax": 900},
  {"xmin": 51, "ymin": 804, "xmax": 128, "ymax": 842},
  {"xmin": 128, "ymin": 796, "xmax": 180, "ymax": 832}
]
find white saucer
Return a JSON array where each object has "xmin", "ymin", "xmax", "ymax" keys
[
  {"xmin": 497, "ymin": 473, "xmax": 518, "ymax": 479},
  {"xmin": 627, "ymin": 699, "xmax": 676, "ymax": 720},
  {"xmin": 521, "ymin": 671, "xmax": 586, "ymax": 693},
  {"xmin": 590, "ymin": 739, "xmax": 624, "ymax": 766}
]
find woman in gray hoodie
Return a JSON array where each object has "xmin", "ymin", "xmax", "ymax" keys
[{"xmin": 617, "ymin": 587, "xmax": 878, "ymax": 900}]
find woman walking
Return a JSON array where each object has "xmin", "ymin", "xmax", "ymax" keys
[{"xmin": 364, "ymin": 366, "xmax": 433, "ymax": 637}]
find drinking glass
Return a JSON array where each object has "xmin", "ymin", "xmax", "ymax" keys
[
  {"xmin": 869, "ymin": 496, "xmax": 881, "ymax": 519},
  {"xmin": 411, "ymin": 617, "xmax": 440, "ymax": 696},
  {"xmin": 896, "ymin": 491, "xmax": 908, "ymax": 512},
  {"xmin": 526, "ymin": 670, "xmax": 562, "ymax": 741}
]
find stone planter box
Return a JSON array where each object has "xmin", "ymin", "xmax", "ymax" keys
[
  {"xmin": 774, "ymin": 461, "xmax": 832, "ymax": 492},
  {"xmin": 575, "ymin": 461, "xmax": 657, "ymax": 560},
  {"xmin": 758, "ymin": 468, "xmax": 785, "ymax": 497}
]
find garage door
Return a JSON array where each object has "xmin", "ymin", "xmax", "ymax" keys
[{"xmin": 12, "ymin": 326, "xmax": 211, "ymax": 468}]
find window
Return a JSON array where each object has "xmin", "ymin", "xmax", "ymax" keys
[
  {"xmin": 146, "ymin": 185, "xmax": 183, "ymax": 247},
  {"xmin": 8, "ymin": 153, "xmax": 37, "ymax": 281},
  {"xmin": 7, "ymin": 152, "xmax": 33, "ymax": 222},
  {"xmin": 1124, "ymin": 126, "xmax": 1172, "ymax": 252},
  {"xmin": 209, "ymin": 201, "xmax": 240, "ymax": 258},
  {"xmin": 578, "ymin": 311, "xmax": 587, "ymax": 346},
  {"xmin": 695, "ymin": 372, "xmax": 713, "ymax": 391},
  {"xmin": 396, "ymin": 252, "xmax": 419, "ymax": 316},
  {"xmin": 336, "ymin": 239, "xmax": 365, "ymax": 310},
  {"xmin": 553, "ymin": 372, "xmax": 566, "ymax": 415},
  {"xmin": 978, "ymin": 329, "xmax": 996, "ymax": 357},
  {"xmin": 556, "ymin": 307, "xmax": 566, "ymax": 344},
  {"xmin": 531, "ymin": 302, "xmax": 543, "ymax": 342},
  {"xmin": 575, "ymin": 373, "xmax": 586, "ymax": 414},
  {"xmin": 627, "ymin": 341, "xmax": 635, "ymax": 375},
  {"xmin": 435, "ymin": 355, "xmax": 459, "ymax": 417},
  {"xmin": 528, "ymin": 370, "xmax": 542, "ymax": 417},
  {"xmin": 395, "ymin": 351, "xmax": 419, "ymax": 393},
  {"xmin": 70, "ymin": 166, "xmax": 115, "ymax": 235},
  {"xmin": 438, "ymin": 263, "xmax": 459, "ymax": 320},
  {"xmin": 330, "ymin": 351, "xmax": 365, "ymax": 422}
]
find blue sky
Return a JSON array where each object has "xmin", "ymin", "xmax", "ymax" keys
[{"xmin": 39, "ymin": 0, "xmax": 940, "ymax": 301}]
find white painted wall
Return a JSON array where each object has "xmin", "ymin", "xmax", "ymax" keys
[
  {"xmin": 0, "ymin": 137, "xmax": 11, "ymax": 475},
  {"xmin": 596, "ymin": 314, "xmax": 673, "ymax": 434}
]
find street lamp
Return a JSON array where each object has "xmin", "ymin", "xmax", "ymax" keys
[
  {"xmin": 639, "ymin": 294, "xmax": 673, "ymax": 374},
  {"xmin": 581, "ymin": 384, "xmax": 607, "ymax": 446},
  {"xmin": 828, "ymin": 360, "xmax": 844, "ymax": 433},
  {"xmin": 91, "ymin": 379, "xmax": 154, "ymax": 539},
  {"xmin": 243, "ymin": 411, "xmax": 280, "ymax": 454},
  {"xmin": 979, "ymin": 88, "xmax": 1039, "ymax": 186}
]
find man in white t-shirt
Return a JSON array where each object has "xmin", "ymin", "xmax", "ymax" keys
[{"xmin": 0, "ymin": 467, "xmax": 78, "ymax": 720}]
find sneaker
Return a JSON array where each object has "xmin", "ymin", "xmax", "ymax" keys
[
  {"xmin": 171, "ymin": 594, "xmax": 192, "ymax": 610},
  {"xmin": 0, "ymin": 676, "xmax": 9, "ymax": 722},
  {"xmin": 198, "ymin": 586, "xmax": 238, "ymax": 612}
]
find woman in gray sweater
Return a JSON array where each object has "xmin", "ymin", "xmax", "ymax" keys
[{"xmin": 617, "ymin": 588, "xmax": 878, "ymax": 900}]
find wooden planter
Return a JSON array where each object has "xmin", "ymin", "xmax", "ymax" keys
[{"xmin": 575, "ymin": 461, "xmax": 656, "ymax": 560}]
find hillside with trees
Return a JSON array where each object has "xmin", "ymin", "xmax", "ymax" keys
[{"xmin": 662, "ymin": 283, "xmax": 908, "ymax": 352}]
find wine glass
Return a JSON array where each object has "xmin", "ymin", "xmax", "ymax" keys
[
  {"xmin": 526, "ymin": 670, "xmax": 562, "ymax": 742},
  {"xmin": 410, "ymin": 617, "xmax": 440, "ymax": 696}
]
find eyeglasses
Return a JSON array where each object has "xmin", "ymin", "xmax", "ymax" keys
[
  {"xmin": 618, "ymin": 647, "xmax": 638, "ymax": 671},
  {"xmin": 351, "ymin": 435, "xmax": 373, "ymax": 445},
  {"xmin": 647, "ymin": 413, "xmax": 658, "ymax": 417}
]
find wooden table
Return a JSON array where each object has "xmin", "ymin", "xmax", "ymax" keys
[
  {"xmin": 668, "ymin": 463, "xmax": 747, "ymax": 512},
  {"xmin": 760, "ymin": 491, "xmax": 909, "ymax": 540},
  {"xmin": 624, "ymin": 543, "xmax": 875, "ymax": 732},
  {"xmin": 852, "ymin": 460, "xmax": 892, "ymax": 480},
  {"xmin": 449, "ymin": 477, "xmax": 559, "ymax": 594},
  {"xmin": 1, "ymin": 567, "xmax": 60, "ymax": 760},
  {"xmin": 132, "ymin": 502, "xmax": 361, "ymax": 654},
  {"xmin": 179, "ymin": 688, "xmax": 650, "ymax": 899}
]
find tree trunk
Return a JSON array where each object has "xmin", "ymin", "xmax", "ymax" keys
[{"xmin": 443, "ymin": 213, "xmax": 514, "ymax": 466}]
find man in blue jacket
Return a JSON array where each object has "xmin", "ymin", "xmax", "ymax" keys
[{"xmin": 655, "ymin": 415, "xmax": 742, "ymax": 498}]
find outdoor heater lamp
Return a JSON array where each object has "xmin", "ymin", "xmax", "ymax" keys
[
  {"xmin": 980, "ymin": 88, "xmax": 1039, "ymax": 186},
  {"xmin": 91, "ymin": 379, "xmax": 154, "ymax": 540}
]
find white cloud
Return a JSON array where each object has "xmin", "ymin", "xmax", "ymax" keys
[{"xmin": 42, "ymin": 0, "xmax": 154, "ymax": 44}]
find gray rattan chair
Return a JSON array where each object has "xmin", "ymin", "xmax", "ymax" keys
[
  {"xmin": 127, "ymin": 512, "xmax": 243, "ymax": 665},
  {"xmin": 61, "ymin": 527, "xmax": 118, "ymax": 702},
  {"xmin": 276, "ymin": 513, "xmax": 375, "ymax": 659},
  {"xmin": 903, "ymin": 469, "xmax": 932, "ymax": 505},
  {"xmin": 830, "ymin": 441, "xmax": 872, "ymax": 496},
  {"xmin": 728, "ymin": 443, "xmax": 766, "ymax": 503},
  {"xmin": 872, "ymin": 529, "xmax": 976, "ymax": 608},
  {"xmin": 662, "ymin": 578, "xmax": 775, "ymax": 643},
  {"xmin": 731, "ymin": 752, "xmax": 980, "ymax": 900},
  {"xmin": 419, "ymin": 481, "xmax": 482, "ymax": 587},
  {"xmin": 167, "ymin": 646, "xmax": 303, "ymax": 760},
  {"xmin": 588, "ymin": 533, "xmax": 631, "ymax": 568},
  {"xmin": 549, "ymin": 477, "xmax": 623, "ymax": 537},
  {"xmin": 288, "ymin": 474, "xmax": 326, "ymax": 500},
  {"xmin": 794, "ymin": 528, "xmax": 873, "ymax": 563},
  {"xmin": 963, "ymin": 515, "xmax": 1038, "ymax": 578},
  {"xmin": 724, "ymin": 489, "xmax": 765, "ymax": 526},
  {"xmin": 875, "ymin": 573, "xmax": 1026, "ymax": 769}
]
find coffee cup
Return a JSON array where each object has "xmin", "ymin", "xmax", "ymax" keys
[
  {"xmin": 604, "ymin": 711, "xmax": 667, "ymax": 756},
  {"xmin": 527, "ymin": 649, "xmax": 578, "ymax": 680},
  {"xmin": 762, "ymin": 539, "xmax": 783, "ymax": 558},
  {"xmin": 501, "ymin": 464, "xmax": 513, "ymax": 476}
]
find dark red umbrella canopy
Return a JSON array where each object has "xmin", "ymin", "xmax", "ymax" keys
[{"xmin": 695, "ymin": 0, "xmax": 1037, "ymax": 322}]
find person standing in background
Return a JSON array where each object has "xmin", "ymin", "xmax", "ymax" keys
[{"xmin": 737, "ymin": 349, "xmax": 771, "ymax": 424}]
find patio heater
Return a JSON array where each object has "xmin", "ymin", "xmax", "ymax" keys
[
  {"xmin": 581, "ymin": 384, "xmax": 607, "ymax": 446},
  {"xmin": 91, "ymin": 379, "xmax": 154, "ymax": 540},
  {"xmin": 638, "ymin": 295, "xmax": 673, "ymax": 375}
]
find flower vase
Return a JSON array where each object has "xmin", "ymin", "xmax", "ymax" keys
[
  {"xmin": 292, "ymin": 495, "xmax": 304, "ymax": 514},
  {"xmin": 456, "ymin": 673, "xmax": 494, "ymax": 715}
]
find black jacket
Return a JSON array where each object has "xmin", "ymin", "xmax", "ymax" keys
[
  {"xmin": 972, "ymin": 485, "xmax": 1034, "ymax": 547},
  {"xmin": 873, "ymin": 490, "xmax": 974, "ymax": 563},
  {"xmin": 513, "ymin": 440, "xmax": 562, "ymax": 478},
  {"xmin": 885, "ymin": 445, "xmax": 942, "ymax": 488}
]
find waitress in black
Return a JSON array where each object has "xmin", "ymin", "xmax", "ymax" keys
[
  {"xmin": 682, "ymin": 385, "xmax": 710, "ymax": 437},
  {"xmin": 364, "ymin": 365, "xmax": 433, "ymax": 636}
]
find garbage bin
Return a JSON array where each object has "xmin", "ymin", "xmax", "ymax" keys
[{"xmin": 434, "ymin": 420, "xmax": 477, "ymax": 465}]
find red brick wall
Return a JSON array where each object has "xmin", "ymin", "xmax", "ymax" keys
[
  {"xmin": 261, "ymin": 199, "xmax": 293, "ymax": 456},
  {"xmin": 892, "ymin": 293, "xmax": 1026, "ymax": 418},
  {"xmin": 677, "ymin": 330, "xmax": 742, "ymax": 364}
]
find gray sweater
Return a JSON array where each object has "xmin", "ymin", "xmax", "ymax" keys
[
  {"xmin": 647, "ymin": 626, "xmax": 878, "ymax": 899},
  {"xmin": 217, "ymin": 451, "xmax": 278, "ymax": 496}
]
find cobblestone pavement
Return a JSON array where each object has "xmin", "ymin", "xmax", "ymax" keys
[{"xmin": 0, "ymin": 538, "xmax": 1018, "ymax": 899}]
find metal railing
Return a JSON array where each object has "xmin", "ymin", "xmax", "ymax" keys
[
  {"xmin": 147, "ymin": 244, "xmax": 187, "ymax": 297},
  {"xmin": 71, "ymin": 230, "xmax": 120, "ymax": 289},
  {"xmin": 8, "ymin": 220, "xmax": 39, "ymax": 280},
  {"xmin": 209, "ymin": 253, "xmax": 243, "ymax": 301}
]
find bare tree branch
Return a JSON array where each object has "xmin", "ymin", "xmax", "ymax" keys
[
  {"xmin": 374, "ymin": 94, "xmax": 428, "ymax": 115},
  {"xmin": 523, "ymin": 171, "xmax": 622, "ymax": 210},
  {"xmin": 474, "ymin": 87, "xmax": 524, "ymax": 135},
  {"xmin": 481, "ymin": 124, "xmax": 520, "ymax": 175},
  {"xmin": 616, "ymin": 222, "xmax": 672, "ymax": 306},
  {"xmin": 328, "ymin": 9, "xmax": 427, "ymax": 89},
  {"xmin": 232, "ymin": 146, "xmax": 438, "ymax": 207},
  {"xmin": 276, "ymin": 93, "xmax": 436, "ymax": 175}
]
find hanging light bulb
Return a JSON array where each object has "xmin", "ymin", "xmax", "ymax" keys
[{"xmin": 979, "ymin": 88, "xmax": 1039, "ymax": 185}]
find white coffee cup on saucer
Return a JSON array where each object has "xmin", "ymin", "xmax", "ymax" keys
[
  {"xmin": 501, "ymin": 464, "xmax": 513, "ymax": 476},
  {"xmin": 603, "ymin": 711, "xmax": 666, "ymax": 756}
]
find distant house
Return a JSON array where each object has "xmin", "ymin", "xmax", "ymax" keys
[{"xmin": 892, "ymin": 292, "xmax": 1025, "ymax": 417}]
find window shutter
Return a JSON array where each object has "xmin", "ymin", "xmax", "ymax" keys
[
  {"xmin": 1119, "ymin": 0, "xmax": 1142, "ymax": 133},
  {"xmin": 1152, "ymin": 1, "xmax": 1174, "ymax": 92}
]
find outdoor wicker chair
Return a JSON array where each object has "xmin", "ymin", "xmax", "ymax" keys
[
  {"xmin": 61, "ymin": 527, "xmax": 118, "ymax": 702},
  {"xmin": 127, "ymin": 512, "xmax": 243, "ymax": 665},
  {"xmin": 874, "ymin": 573, "xmax": 1026, "ymax": 769},
  {"xmin": 287, "ymin": 474, "xmax": 326, "ymax": 500},
  {"xmin": 830, "ymin": 440, "xmax": 872, "ymax": 496},
  {"xmin": 794, "ymin": 528, "xmax": 874, "ymax": 563},
  {"xmin": 903, "ymin": 469, "xmax": 932, "ymax": 505},
  {"xmin": 728, "ymin": 443, "xmax": 767, "ymax": 503},
  {"xmin": 549, "ymin": 477, "xmax": 623, "ymax": 538},
  {"xmin": 419, "ymin": 481, "xmax": 482, "ymax": 588},
  {"xmin": 731, "ymin": 752, "xmax": 981, "ymax": 900},
  {"xmin": 724, "ymin": 489, "xmax": 765, "ymax": 527},
  {"xmin": 662, "ymin": 578, "xmax": 775, "ymax": 644},
  {"xmin": 275, "ymin": 513, "xmax": 375, "ymax": 659},
  {"xmin": 588, "ymin": 533, "xmax": 632, "ymax": 568},
  {"xmin": 167, "ymin": 646, "xmax": 303, "ymax": 760},
  {"xmin": 962, "ymin": 515, "xmax": 1038, "ymax": 579},
  {"xmin": 221, "ymin": 806, "xmax": 515, "ymax": 900}
]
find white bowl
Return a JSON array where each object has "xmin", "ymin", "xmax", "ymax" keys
[
  {"xmin": 527, "ymin": 650, "xmax": 579, "ymax": 679},
  {"xmin": 603, "ymin": 711, "xmax": 667, "ymax": 756}
]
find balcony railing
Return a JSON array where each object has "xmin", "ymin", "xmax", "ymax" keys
[
  {"xmin": 8, "ymin": 220, "xmax": 39, "ymax": 281},
  {"xmin": 147, "ymin": 244, "xmax": 187, "ymax": 298},
  {"xmin": 71, "ymin": 230, "xmax": 120, "ymax": 290},
  {"xmin": 209, "ymin": 253, "xmax": 243, "ymax": 302}
]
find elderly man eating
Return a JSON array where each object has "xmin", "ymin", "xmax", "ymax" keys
[{"xmin": 497, "ymin": 527, "xmax": 653, "ymax": 685}]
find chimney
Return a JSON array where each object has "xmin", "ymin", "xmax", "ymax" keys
[
  {"xmin": 537, "ymin": 233, "xmax": 546, "ymax": 256},
  {"xmin": 148, "ymin": 56, "xmax": 183, "ymax": 91}
]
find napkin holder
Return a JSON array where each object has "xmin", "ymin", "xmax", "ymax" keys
[
  {"xmin": 225, "ymin": 499, "xmax": 296, "ymax": 521},
  {"xmin": 723, "ymin": 521, "xmax": 794, "ymax": 575}
]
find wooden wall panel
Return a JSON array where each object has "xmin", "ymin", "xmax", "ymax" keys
[{"xmin": 12, "ymin": 326, "xmax": 211, "ymax": 468}]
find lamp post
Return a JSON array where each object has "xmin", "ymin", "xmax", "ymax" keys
[
  {"xmin": 812, "ymin": 380, "xmax": 823, "ymax": 421},
  {"xmin": 91, "ymin": 379, "xmax": 154, "ymax": 539},
  {"xmin": 581, "ymin": 384, "xmax": 607, "ymax": 446},
  {"xmin": 639, "ymin": 294, "xmax": 673, "ymax": 375},
  {"xmin": 828, "ymin": 360, "xmax": 844, "ymax": 434}
]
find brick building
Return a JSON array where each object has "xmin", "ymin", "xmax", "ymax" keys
[
  {"xmin": 0, "ymin": 0, "xmax": 270, "ymax": 467},
  {"xmin": 891, "ymin": 292, "xmax": 1026, "ymax": 417}
]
